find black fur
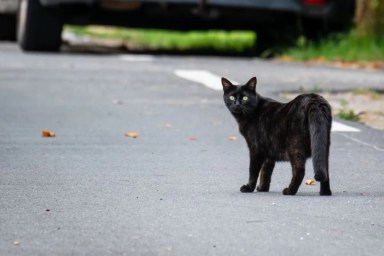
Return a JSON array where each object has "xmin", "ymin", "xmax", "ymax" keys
[{"xmin": 222, "ymin": 77, "xmax": 332, "ymax": 196}]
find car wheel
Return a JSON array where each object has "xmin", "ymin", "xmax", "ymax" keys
[
  {"xmin": 0, "ymin": 14, "xmax": 17, "ymax": 41},
  {"xmin": 17, "ymin": 0, "xmax": 63, "ymax": 52}
]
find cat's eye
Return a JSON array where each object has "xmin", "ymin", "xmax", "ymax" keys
[
  {"xmin": 229, "ymin": 96, "xmax": 235, "ymax": 101},
  {"xmin": 243, "ymin": 96, "xmax": 248, "ymax": 101}
]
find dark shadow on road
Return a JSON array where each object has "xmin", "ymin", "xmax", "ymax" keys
[
  {"xmin": 61, "ymin": 42, "xmax": 257, "ymax": 57},
  {"xmin": 229, "ymin": 191, "xmax": 384, "ymax": 197}
]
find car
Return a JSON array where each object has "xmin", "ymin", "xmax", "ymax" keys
[
  {"xmin": 0, "ymin": 0, "xmax": 355, "ymax": 52},
  {"xmin": 0, "ymin": 0, "xmax": 18, "ymax": 40}
]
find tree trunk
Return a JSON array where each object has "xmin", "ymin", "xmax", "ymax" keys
[{"xmin": 355, "ymin": 0, "xmax": 384, "ymax": 36}]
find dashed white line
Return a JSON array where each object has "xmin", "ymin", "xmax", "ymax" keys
[{"xmin": 174, "ymin": 69, "xmax": 361, "ymax": 133}]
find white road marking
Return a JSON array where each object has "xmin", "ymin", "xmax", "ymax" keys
[
  {"xmin": 174, "ymin": 69, "xmax": 238, "ymax": 91},
  {"xmin": 174, "ymin": 69, "xmax": 361, "ymax": 133},
  {"xmin": 338, "ymin": 133, "xmax": 384, "ymax": 152},
  {"xmin": 119, "ymin": 54, "xmax": 154, "ymax": 62},
  {"xmin": 331, "ymin": 121, "xmax": 360, "ymax": 132}
]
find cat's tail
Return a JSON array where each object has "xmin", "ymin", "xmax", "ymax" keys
[{"xmin": 308, "ymin": 99, "xmax": 332, "ymax": 182}]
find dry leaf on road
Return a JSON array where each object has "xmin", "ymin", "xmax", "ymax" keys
[
  {"xmin": 228, "ymin": 136, "xmax": 237, "ymax": 141},
  {"xmin": 125, "ymin": 132, "xmax": 139, "ymax": 138},
  {"xmin": 305, "ymin": 180, "xmax": 316, "ymax": 185},
  {"xmin": 41, "ymin": 130, "xmax": 56, "ymax": 137}
]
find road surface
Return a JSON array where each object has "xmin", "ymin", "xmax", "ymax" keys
[{"xmin": 1, "ymin": 43, "xmax": 384, "ymax": 255}]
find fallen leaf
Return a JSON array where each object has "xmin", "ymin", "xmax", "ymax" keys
[
  {"xmin": 189, "ymin": 137, "xmax": 198, "ymax": 141},
  {"xmin": 305, "ymin": 179, "xmax": 316, "ymax": 185},
  {"xmin": 228, "ymin": 136, "xmax": 237, "ymax": 141},
  {"xmin": 279, "ymin": 54, "xmax": 292, "ymax": 62},
  {"xmin": 41, "ymin": 130, "xmax": 56, "ymax": 137},
  {"xmin": 125, "ymin": 132, "xmax": 139, "ymax": 138}
]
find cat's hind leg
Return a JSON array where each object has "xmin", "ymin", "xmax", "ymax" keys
[
  {"xmin": 257, "ymin": 159, "xmax": 275, "ymax": 192},
  {"xmin": 240, "ymin": 154, "xmax": 265, "ymax": 193},
  {"xmin": 283, "ymin": 153, "xmax": 306, "ymax": 196},
  {"xmin": 320, "ymin": 157, "xmax": 332, "ymax": 196}
]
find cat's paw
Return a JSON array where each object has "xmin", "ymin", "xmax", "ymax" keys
[
  {"xmin": 282, "ymin": 187, "xmax": 297, "ymax": 196},
  {"xmin": 256, "ymin": 185, "xmax": 270, "ymax": 192},
  {"xmin": 320, "ymin": 188, "xmax": 332, "ymax": 196},
  {"xmin": 240, "ymin": 184, "xmax": 255, "ymax": 193}
]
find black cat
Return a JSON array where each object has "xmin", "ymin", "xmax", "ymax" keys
[{"xmin": 222, "ymin": 77, "xmax": 332, "ymax": 196}]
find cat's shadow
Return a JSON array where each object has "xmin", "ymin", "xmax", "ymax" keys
[{"xmin": 233, "ymin": 191, "xmax": 384, "ymax": 197}]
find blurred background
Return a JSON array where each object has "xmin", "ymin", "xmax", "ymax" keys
[{"xmin": 0, "ymin": 0, "xmax": 382, "ymax": 63}]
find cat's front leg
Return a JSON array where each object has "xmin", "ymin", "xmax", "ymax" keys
[{"xmin": 240, "ymin": 154, "xmax": 264, "ymax": 193}]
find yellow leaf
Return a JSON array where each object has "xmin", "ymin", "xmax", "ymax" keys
[
  {"xmin": 279, "ymin": 54, "xmax": 292, "ymax": 62},
  {"xmin": 125, "ymin": 132, "xmax": 139, "ymax": 138},
  {"xmin": 305, "ymin": 180, "xmax": 316, "ymax": 185},
  {"xmin": 228, "ymin": 136, "xmax": 237, "ymax": 141},
  {"xmin": 41, "ymin": 130, "xmax": 56, "ymax": 137}
]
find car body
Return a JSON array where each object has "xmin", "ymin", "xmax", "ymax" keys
[
  {"xmin": 0, "ymin": 0, "xmax": 355, "ymax": 51},
  {"xmin": 0, "ymin": 0, "xmax": 18, "ymax": 40}
]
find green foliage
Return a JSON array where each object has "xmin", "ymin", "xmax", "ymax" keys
[
  {"xmin": 65, "ymin": 25, "xmax": 256, "ymax": 53},
  {"xmin": 352, "ymin": 89, "xmax": 382, "ymax": 100},
  {"xmin": 337, "ymin": 110, "xmax": 360, "ymax": 122},
  {"xmin": 309, "ymin": 85, "xmax": 322, "ymax": 94},
  {"xmin": 284, "ymin": 32, "xmax": 384, "ymax": 62},
  {"xmin": 337, "ymin": 100, "xmax": 360, "ymax": 122}
]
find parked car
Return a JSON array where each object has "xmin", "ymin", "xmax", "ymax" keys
[
  {"xmin": 0, "ymin": 0, "xmax": 355, "ymax": 52},
  {"xmin": 0, "ymin": 0, "xmax": 18, "ymax": 40}
]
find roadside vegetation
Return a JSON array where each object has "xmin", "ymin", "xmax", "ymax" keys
[
  {"xmin": 65, "ymin": 25, "xmax": 384, "ymax": 66},
  {"xmin": 282, "ymin": 0, "xmax": 384, "ymax": 65},
  {"xmin": 64, "ymin": 1, "xmax": 384, "ymax": 67},
  {"xmin": 65, "ymin": 25, "xmax": 256, "ymax": 54},
  {"xmin": 282, "ymin": 89, "xmax": 384, "ymax": 129},
  {"xmin": 282, "ymin": 32, "xmax": 384, "ymax": 62},
  {"xmin": 337, "ymin": 100, "xmax": 360, "ymax": 122}
]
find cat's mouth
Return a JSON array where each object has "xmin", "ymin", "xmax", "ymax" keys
[
  {"xmin": 230, "ymin": 105, "xmax": 254, "ymax": 116},
  {"xmin": 230, "ymin": 105, "xmax": 244, "ymax": 114}
]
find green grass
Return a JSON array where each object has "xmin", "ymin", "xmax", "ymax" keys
[
  {"xmin": 284, "ymin": 32, "xmax": 384, "ymax": 62},
  {"xmin": 65, "ymin": 25, "xmax": 256, "ymax": 53},
  {"xmin": 352, "ymin": 89, "xmax": 382, "ymax": 100},
  {"xmin": 337, "ymin": 100, "xmax": 360, "ymax": 122},
  {"xmin": 337, "ymin": 109, "xmax": 360, "ymax": 122}
]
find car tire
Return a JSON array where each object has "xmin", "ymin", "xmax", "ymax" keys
[
  {"xmin": 17, "ymin": 0, "xmax": 63, "ymax": 52},
  {"xmin": 0, "ymin": 14, "xmax": 17, "ymax": 41}
]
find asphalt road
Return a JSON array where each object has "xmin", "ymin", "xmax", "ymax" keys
[{"xmin": 1, "ymin": 43, "xmax": 384, "ymax": 256}]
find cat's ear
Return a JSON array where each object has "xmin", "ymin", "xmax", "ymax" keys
[
  {"xmin": 221, "ymin": 77, "xmax": 233, "ymax": 92},
  {"xmin": 246, "ymin": 77, "xmax": 257, "ymax": 91}
]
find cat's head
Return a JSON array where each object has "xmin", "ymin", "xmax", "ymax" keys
[{"xmin": 221, "ymin": 77, "xmax": 258, "ymax": 116}]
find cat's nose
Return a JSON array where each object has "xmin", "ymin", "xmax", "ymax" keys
[{"xmin": 235, "ymin": 100, "xmax": 241, "ymax": 106}]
